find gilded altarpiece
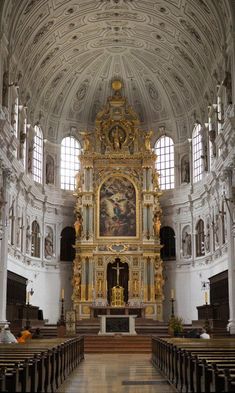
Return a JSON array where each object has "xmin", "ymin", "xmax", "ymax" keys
[{"xmin": 72, "ymin": 81, "xmax": 164, "ymax": 320}]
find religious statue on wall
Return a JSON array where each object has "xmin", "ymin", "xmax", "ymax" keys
[
  {"xmin": 27, "ymin": 138, "xmax": 34, "ymax": 174},
  {"xmin": 181, "ymin": 155, "xmax": 190, "ymax": 183},
  {"xmin": 74, "ymin": 212, "xmax": 82, "ymax": 238},
  {"xmin": 182, "ymin": 227, "xmax": 192, "ymax": 258},
  {"xmin": 46, "ymin": 155, "xmax": 55, "ymax": 185},
  {"xmin": 72, "ymin": 256, "xmax": 82, "ymax": 301},
  {"xmin": 144, "ymin": 130, "xmax": 152, "ymax": 151},
  {"xmin": 205, "ymin": 220, "xmax": 210, "ymax": 253},
  {"xmin": 153, "ymin": 211, "xmax": 161, "ymax": 237},
  {"xmin": 79, "ymin": 131, "xmax": 92, "ymax": 152},
  {"xmin": 214, "ymin": 213, "xmax": 220, "ymax": 247},
  {"xmin": 109, "ymin": 126, "xmax": 126, "ymax": 150},
  {"xmin": 44, "ymin": 230, "xmax": 53, "ymax": 259}
]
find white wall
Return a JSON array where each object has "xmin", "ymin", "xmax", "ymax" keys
[{"xmin": 8, "ymin": 257, "xmax": 72, "ymax": 324}]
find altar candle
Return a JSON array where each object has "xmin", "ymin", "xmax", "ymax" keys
[
  {"xmin": 205, "ymin": 291, "xmax": 208, "ymax": 304},
  {"xmin": 27, "ymin": 291, "xmax": 30, "ymax": 304},
  {"xmin": 61, "ymin": 288, "xmax": 65, "ymax": 300},
  {"xmin": 171, "ymin": 289, "xmax": 175, "ymax": 300}
]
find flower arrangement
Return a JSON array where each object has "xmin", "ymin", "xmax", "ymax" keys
[{"xmin": 168, "ymin": 315, "xmax": 184, "ymax": 336}]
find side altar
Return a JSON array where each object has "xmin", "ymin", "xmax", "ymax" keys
[{"xmin": 72, "ymin": 80, "xmax": 164, "ymax": 321}]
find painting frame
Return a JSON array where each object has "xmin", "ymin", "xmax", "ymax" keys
[{"xmin": 97, "ymin": 174, "xmax": 139, "ymax": 239}]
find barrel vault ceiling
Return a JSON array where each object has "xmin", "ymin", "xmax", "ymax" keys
[{"xmin": 0, "ymin": 0, "xmax": 232, "ymax": 142}]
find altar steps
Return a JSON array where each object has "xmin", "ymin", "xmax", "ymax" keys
[
  {"xmin": 76, "ymin": 318, "xmax": 171, "ymax": 336},
  {"xmin": 84, "ymin": 335, "xmax": 152, "ymax": 353}
]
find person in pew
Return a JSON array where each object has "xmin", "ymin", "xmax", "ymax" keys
[
  {"xmin": 17, "ymin": 331, "xmax": 25, "ymax": 343},
  {"xmin": 32, "ymin": 328, "xmax": 42, "ymax": 339},
  {"xmin": 185, "ymin": 328, "xmax": 201, "ymax": 338},
  {"xmin": 0, "ymin": 324, "xmax": 18, "ymax": 343},
  {"xmin": 20, "ymin": 325, "xmax": 32, "ymax": 342},
  {"xmin": 200, "ymin": 328, "xmax": 210, "ymax": 339}
]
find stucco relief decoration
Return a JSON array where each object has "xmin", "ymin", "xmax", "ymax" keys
[
  {"xmin": 76, "ymin": 80, "xmax": 89, "ymax": 101},
  {"xmin": 180, "ymin": 19, "xmax": 202, "ymax": 44},
  {"xmin": 23, "ymin": 0, "xmax": 38, "ymax": 15},
  {"xmin": 33, "ymin": 21, "xmax": 54, "ymax": 45},
  {"xmin": 174, "ymin": 46, "xmax": 194, "ymax": 69},
  {"xmin": 99, "ymin": 176, "xmax": 136, "ymax": 237},
  {"xmin": 146, "ymin": 80, "xmax": 162, "ymax": 111}
]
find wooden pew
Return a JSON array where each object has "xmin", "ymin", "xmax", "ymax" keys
[
  {"xmin": 0, "ymin": 336, "xmax": 84, "ymax": 392},
  {"xmin": 152, "ymin": 337, "xmax": 235, "ymax": 393}
]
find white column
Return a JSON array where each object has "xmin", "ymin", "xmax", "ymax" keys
[
  {"xmin": 225, "ymin": 169, "xmax": 235, "ymax": 334},
  {"xmin": 0, "ymin": 170, "xmax": 11, "ymax": 326}
]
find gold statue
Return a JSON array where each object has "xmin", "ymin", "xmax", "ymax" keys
[
  {"xmin": 153, "ymin": 212, "xmax": 161, "ymax": 236},
  {"xmin": 155, "ymin": 272, "xmax": 163, "ymax": 297},
  {"xmin": 74, "ymin": 212, "xmax": 82, "ymax": 238},
  {"xmin": 112, "ymin": 126, "xmax": 121, "ymax": 150},
  {"xmin": 75, "ymin": 171, "xmax": 82, "ymax": 193},
  {"xmin": 144, "ymin": 130, "xmax": 153, "ymax": 151},
  {"xmin": 79, "ymin": 131, "xmax": 92, "ymax": 152}
]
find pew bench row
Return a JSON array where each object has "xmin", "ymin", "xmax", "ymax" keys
[
  {"xmin": 152, "ymin": 337, "xmax": 235, "ymax": 392},
  {"xmin": 0, "ymin": 336, "xmax": 84, "ymax": 392}
]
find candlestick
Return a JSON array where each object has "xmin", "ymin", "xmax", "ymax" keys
[
  {"xmin": 61, "ymin": 288, "xmax": 64, "ymax": 300},
  {"xmin": 170, "ymin": 297, "xmax": 175, "ymax": 318},
  {"xmin": 171, "ymin": 289, "xmax": 175, "ymax": 300},
  {"xmin": 26, "ymin": 291, "xmax": 30, "ymax": 305},
  {"xmin": 205, "ymin": 291, "xmax": 208, "ymax": 305}
]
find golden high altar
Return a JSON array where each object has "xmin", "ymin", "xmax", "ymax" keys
[{"xmin": 72, "ymin": 80, "xmax": 164, "ymax": 320}]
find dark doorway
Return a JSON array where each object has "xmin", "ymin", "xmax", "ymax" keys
[
  {"xmin": 160, "ymin": 226, "xmax": 176, "ymax": 260},
  {"xmin": 209, "ymin": 270, "xmax": 229, "ymax": 324},
  {"xmin": 60, "ymin": 227, "xmax": 75, "ymax": 261},
  {"xmin": 107, "ymin": 258, "xmax": 129, "ymax": 304}
]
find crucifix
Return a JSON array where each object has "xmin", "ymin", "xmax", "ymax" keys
[{"xmin": 112, "ymin": 260, "xmax": 124, "ymax": 286}]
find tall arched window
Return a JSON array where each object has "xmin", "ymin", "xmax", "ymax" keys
[
  {"xmin": 31, "ymin": 220, "xmax": 40, "ymax": 258},
  {"xmin": 196, "ymin": 219, "xmax": 205, "ymax": 257},
  {"xmin": 160, "ymin": 226, "xmax": 176, "ymax": 260},
  {"xmin": 61, "ymin": 136, "xmax": 81, "ymax": 190},
  {"xmin": 192, "ymin": 124, "xmax": 203, "ymax": 183},
  {"xmin": 155, "ymin": 136, "xmax": 174, "ymax": 190},
  {"xmin": 32, "ymin": 125, "xmax": 43, "ymax": 183}
]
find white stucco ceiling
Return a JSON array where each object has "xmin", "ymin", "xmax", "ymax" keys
[{"xmin": 0, "ymin": 0, "xmax": 232, "ymax": 142}]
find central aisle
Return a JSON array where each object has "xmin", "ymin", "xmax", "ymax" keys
[{"xmin": 57, "ymin": 354, "xmax": 176, "ymax": 393}]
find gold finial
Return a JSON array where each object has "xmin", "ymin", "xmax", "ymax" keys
[{"xmin": 112, "ymin": 80, "xmax": 122, "ymax": 92}]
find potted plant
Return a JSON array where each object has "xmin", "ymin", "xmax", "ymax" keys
[{"xmin": 168, "ymin": 316, "xmax": 184, "ymax": 337}]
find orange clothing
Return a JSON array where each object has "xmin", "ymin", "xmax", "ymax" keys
[
  {"xmin": 20, "ymin": 330, "xmax": 32, "ymax": 342},
  {"xmin": 17, "ymin": 336, "xmax": 26, "ymax": 343}
]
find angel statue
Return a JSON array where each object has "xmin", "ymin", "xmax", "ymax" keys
[
  {"xmin": 79, "ymin": 131, "xmax": 93, "ymax": 152},
  {"xmin": 144, "ymin": 130, "xmax": 153, "ymax": 151}
]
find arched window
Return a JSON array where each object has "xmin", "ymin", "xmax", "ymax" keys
[
  {"xmin": 60, "ymin": 227, "xmax": 75, "ymax": 261},
  {"xmin": 31, "ymin": 220, "xmax": 40, "ymax": 258},
  {"xmin": 32, "ymin": 125, "xmax": 43, "ymax": 183},
  {"xmin": 196, "ymin": 219, "xmax": 205, "ymax": 257},
  {"xmin": 192, "ymin": 124, "xmax": 203, "ymax": 183},
  {"xmin": 160, "ymin": 226, "xmax": 176, "ymax": 260},
  {"xmin": 61, "ymin": 136, "xmax": 81, "ymax": 190},
  {"xmin": 155, "ymin": 136, "xmax": 174, "ymax": 190}
]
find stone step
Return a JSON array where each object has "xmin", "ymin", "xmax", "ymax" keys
[{"xmin": 84, "ymin": 335, "xmax": 152, "ymax": 353}]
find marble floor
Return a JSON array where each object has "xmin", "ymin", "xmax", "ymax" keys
[{"xmin": 57, "ymin": 354, "xmax": 176, "ymax": 393}]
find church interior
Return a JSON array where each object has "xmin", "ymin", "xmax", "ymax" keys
[{"xmin": 1, "ymin": 0, "xmax": 235, "ymax": 391}]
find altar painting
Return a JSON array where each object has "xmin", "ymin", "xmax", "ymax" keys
[{"xmin": 99, "ymin": 177, "xmax": 136, "ymax": 237}]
